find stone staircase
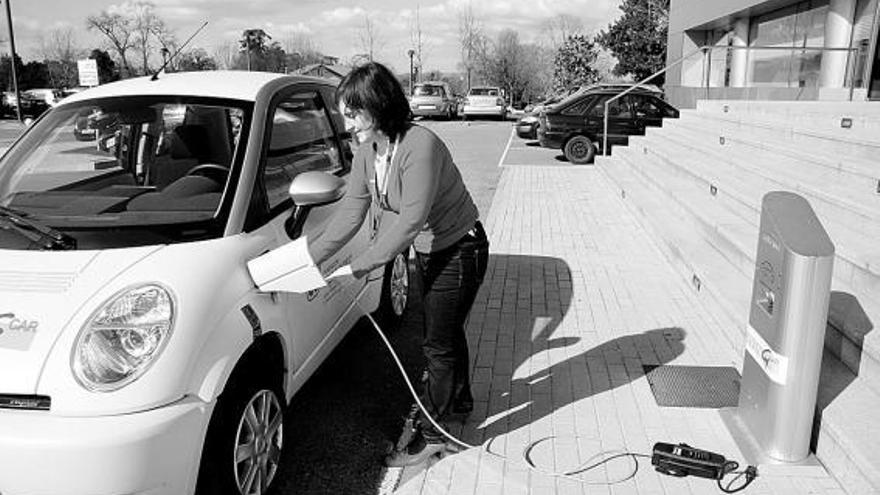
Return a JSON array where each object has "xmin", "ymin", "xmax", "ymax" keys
[{"xmin": 597, "ymin": 100, "xmax": 880, "ymax": 494}]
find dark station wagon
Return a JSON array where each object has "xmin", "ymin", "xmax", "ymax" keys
[{"xmin": 537, "ymin": 86, "xmax": 679, "ymax": 164}]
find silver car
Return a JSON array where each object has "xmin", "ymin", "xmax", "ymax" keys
[
  {"xmin": 461, "ymin": 86, "xmax": 507, "ymax": 120},
  {"xmin": 409, "ymin": 81, "xmax": 457, "ymax": 120}
]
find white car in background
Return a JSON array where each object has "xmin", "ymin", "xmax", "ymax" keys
[
  {"xmin": 461, "ymin": 85, "xmax": 507, "ymax": 120},
  {"xmin": 0, "ymin": 71, "xmax": 410, "ymax": 495}
]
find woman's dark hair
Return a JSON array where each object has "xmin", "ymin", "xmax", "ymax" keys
[{"xmin": 337, "ymin": 62, "xmax": 411, "ymax": 141}]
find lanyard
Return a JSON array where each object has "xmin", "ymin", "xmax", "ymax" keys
[{"xmin": 373, "ymin": 137, "xmax": 398, "ymax": 207}]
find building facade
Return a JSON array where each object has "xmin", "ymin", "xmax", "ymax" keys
[{"xmin": 665, "ymin": 0, "xmax": 880, "ymax": 108}]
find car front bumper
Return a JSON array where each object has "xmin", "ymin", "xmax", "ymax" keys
[
  {"xmin": 0, "ymin": 396, "xmax": 211, "ymax": 495},
  {"xmin": 516, "ymin": 122, "xmax": 537, "ymax": 139}
]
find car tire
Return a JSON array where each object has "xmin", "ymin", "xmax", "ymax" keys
[
  {"xmin": 563, "ymin": 135, "xmax": 596, "ymax": 164},
  {"xmin": 196, "ymin": 357, "xmax": 285, "ymax": 495},
  {"xmin": 375, "ymin": 248, "xmax": 411, "ymax": 331}
]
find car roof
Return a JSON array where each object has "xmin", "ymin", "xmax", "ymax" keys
[{"xmin": 59, "ymin": 71, "xmax": 332, "ymax": 105}]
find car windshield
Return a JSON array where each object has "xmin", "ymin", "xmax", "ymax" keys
[
  {"xmin": 469, "ymin": 88, "xmax": 499, "ymax": 97},
  {"xmin": 414, "ymin": 85, "xmax": 442, "ymax": 97},
  {"xmin": 0, "ymin": 96, "xmax": 251, "ymax": 250}
]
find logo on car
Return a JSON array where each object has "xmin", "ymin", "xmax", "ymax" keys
[{"xmin": 0, "ymin": 313, "xmax": 39, "ymax": 336}]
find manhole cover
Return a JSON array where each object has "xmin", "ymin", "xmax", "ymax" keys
[{"xmin": 643, "ymin": 365, "xmax": 740, "ymax": 408}]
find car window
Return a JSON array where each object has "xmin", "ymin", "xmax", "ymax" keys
[
  {"xmin": 0, "ymin": 96, "xmax": 249, "ymax": 248},
  {"xmin": 631, "ymin": 95, "xmax": 666, "ymax": 118},
  {"xmin": 414, "ymin": 85, "xmax": 443, "ymax": 97},
  {"xmin": 469, "ymin": 88, "xmax": 499, "ymax": 97},
  {"xmin": 561, "ymin": 96, "xmax": 595, "ymax": 116},
  {"xmin": 587, "ymin": 95, "xmax": 632, "ymax": 119},
  {"xmin": 319, "ymin": 86, "xmax": 354, "ymax": 168},
  {"xmin": 263, "ymin": 90, "xmax": 342, "ymax": 211}
]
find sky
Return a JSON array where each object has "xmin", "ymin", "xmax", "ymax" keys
[{"xmin": 3, "ymin": 0, "xmax": 623, "ymax": 74}]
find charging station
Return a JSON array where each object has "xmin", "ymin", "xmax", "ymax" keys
[{"xmin": 724, "ymin": 191, "xmax": 834, "ymax": 464}]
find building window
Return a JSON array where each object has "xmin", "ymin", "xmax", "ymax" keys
[{"xmin": 748, "ymin": 0, "xmax": 830, "ymax": 87}]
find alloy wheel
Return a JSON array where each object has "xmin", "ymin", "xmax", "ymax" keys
[
  {"xmin": 233, "ymin": 389, "xmax": 283, "ymax": 495},
  {"xmin": 389, "ymin": 253, "xmax": 409, "ymax": 316}
]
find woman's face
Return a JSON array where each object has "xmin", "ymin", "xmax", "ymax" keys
[{"xmin": 339, "ymin": 101, "xmax": 378, "ymax": 145}]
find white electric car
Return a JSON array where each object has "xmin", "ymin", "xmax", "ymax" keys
[{"xmin": 0, "ymin": 71, "xmax": 410, "ymax": 495}]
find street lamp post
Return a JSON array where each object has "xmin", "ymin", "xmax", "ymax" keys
[
  {"xmin": 407, "ymin": 49, "xmax": 415, "ymax": 96},
  {"xmin": 2, "ymin": 0, "xmax": 22, "ymax": 122}
]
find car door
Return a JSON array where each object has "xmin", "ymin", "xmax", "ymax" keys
[
  {"xmin": 252, "ymin": 84, "xmax": 369, "ymax": 373},
  {"xmin": 586, "ymin": 94, "xmax": 638, "ymax": 146}
]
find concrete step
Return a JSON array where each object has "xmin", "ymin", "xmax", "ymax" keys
[
  {"xmin": 654, "ymin": 122, "xmax": 880, "ymax": 305},
  {"xmin": 621, "ymin": 130, "xmax": 880, "ymax": 397},
  {"xmin": 695, "ymin": 100, "xmax": 880, "ymax": 142},
  {"xmin": 674, "ymin": 110, "xmax": 880, "ymax": 207},
  {"xmin": 646, "ymin": 123, "xmax": 880, "ymax": 282},
  {"xmin": 662, "ymin": 117, "xmax": 880, "ymax": 228}
]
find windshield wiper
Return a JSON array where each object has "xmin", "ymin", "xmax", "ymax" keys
[{"xmin": 0, "ymin": 206, "xmax": 77, "ymax": 250}]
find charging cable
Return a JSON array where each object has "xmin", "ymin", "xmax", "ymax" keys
[{"xmin": 362, "ymin": 307, "xmax": 650, "ymax": 484}]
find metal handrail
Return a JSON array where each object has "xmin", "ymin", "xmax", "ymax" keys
[
  {"xmin": 601, "ymin": 44, "xmax": 860, "ymax": 157},
  {"xmin": 602, "ymin": 45, "xmax": 708, "ymax": 157}
]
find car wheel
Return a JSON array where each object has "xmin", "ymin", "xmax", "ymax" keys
[
  {"xmin": 375, "ymin": 248, "xmax": 411, "ymax": 330},
  {"xmin": 196, "ymin": 359, "xmax": 284, "ymax": 495},
  {"xmin": 563, "ymin": 135, "xmax": 596, "ymax": 164}
]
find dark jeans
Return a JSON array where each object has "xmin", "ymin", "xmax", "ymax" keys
[{"xmin": 415, "ymin": 221, "xmax": 489, "ymax": 441}]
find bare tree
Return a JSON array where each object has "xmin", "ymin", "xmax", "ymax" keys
[
  {"xmin": 457, "ymin": 2, "xmax": 487, "ymax": 91},
  {"xmin": 86, "ymin": 10, "xmax": 135, "ymax": 77},
  {"xmin": 409, "ymin": 5, "xmax": 428, "ymax": 80},
  {"xmin": 212, "ymin": 42, "xmax": 238, "ymax": 70},
  {"xmin": 282, "ymin": 31, "xmax": 324, "ymax": 71},
  {"xmin": 131, "ymin": 2, "xmax": 168, "ymax": 74},
  {"xmin": 358, "ymin": 13, "xmax": 384, "ymax": 62},
  {"xmin": 39, "ymin": 27, "xmax": 84, "ymax": 88},
  {"xmin": 540, "ymin": 14, "xmax": 584, "ymax": 49}
]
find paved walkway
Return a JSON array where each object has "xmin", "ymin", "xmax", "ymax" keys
[{"xmin": 391, "ymin": 164, "xmax": 845, "ymax": 494}]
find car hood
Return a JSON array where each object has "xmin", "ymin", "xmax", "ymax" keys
[{"xmin": 0, "ymin": 246, "xmax": 161, "ymax": 394}]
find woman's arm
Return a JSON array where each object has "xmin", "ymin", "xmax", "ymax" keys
[
  {"xmin": 349, "ymin": 134, "xmax": 443, "ymax": 274},
  {"xmin": 308, "ymin": 154, "xmax": 371, "ymax": 266}
]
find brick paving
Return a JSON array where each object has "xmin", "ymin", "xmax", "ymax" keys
[{"xmin": 392, "ymin": 164, "xmax": 846, "ymax": 494}]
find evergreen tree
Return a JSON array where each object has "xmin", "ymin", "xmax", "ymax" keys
[
  {"xmin": 597, "ymin": 0, "xmax": 669, "ymax": 85},
  {"xmin": 553, "ymin": 34, "xmax": 599, "ymax": 91}
]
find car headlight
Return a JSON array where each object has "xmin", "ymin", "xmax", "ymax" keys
[
  {"xmin": 72, "ymin": 284, "xmax": 175, "ymax": 392},
  {"xmin": 520, "ymin": 115, "xmax": 539, "ymax": 124}
]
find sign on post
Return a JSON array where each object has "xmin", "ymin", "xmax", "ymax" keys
[{"xmin": 77, "ymin": 59, "xmax": 99, "ymax": 87}]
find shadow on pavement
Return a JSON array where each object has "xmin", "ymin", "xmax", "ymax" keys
[{"xmin": 453, "ymin": 254, "xmax": 687, "ymax": 445}]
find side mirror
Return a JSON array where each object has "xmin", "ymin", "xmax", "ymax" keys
[
  {"xmin": 285, "ymin": 171, "xmax": 346, "ymax": 239},
  {"xmin": 288, "ymin": 171, "xmax": 345, "ymax": 206}
]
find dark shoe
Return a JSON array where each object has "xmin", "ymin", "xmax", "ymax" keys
[{"xmin": 384, "ymin": 435, "xmax": 446, "ymax": 467}]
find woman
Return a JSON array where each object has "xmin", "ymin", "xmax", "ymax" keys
[{"xmin": 308, "ymin": 62, "xmax": 489, "ymax": 467}]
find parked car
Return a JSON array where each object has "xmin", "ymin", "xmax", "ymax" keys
[
  {"xmin": 537, "ymin": 86, "xmax": 679, "ymax": 164},
  {"xmin": 516, "ymin": 95, "xmax": 565, "ymax": 140},
  {"xmin": 409, "ymin": 81, "xmax": 458, "ymax": 120},
  {"xmin": 0, "ymin": 71, "xmax": 411, "ymax": 495},
  {"xmin": 1, "ymin": 91, "xmax": 51, "ymax": 119},
  {"xmin": 461, "ymin": 86, "xmax": 507, "ymax": 120},
  {"xmin": 23, "ymin": 88, "xmax": 63, "ymax": 108}
]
